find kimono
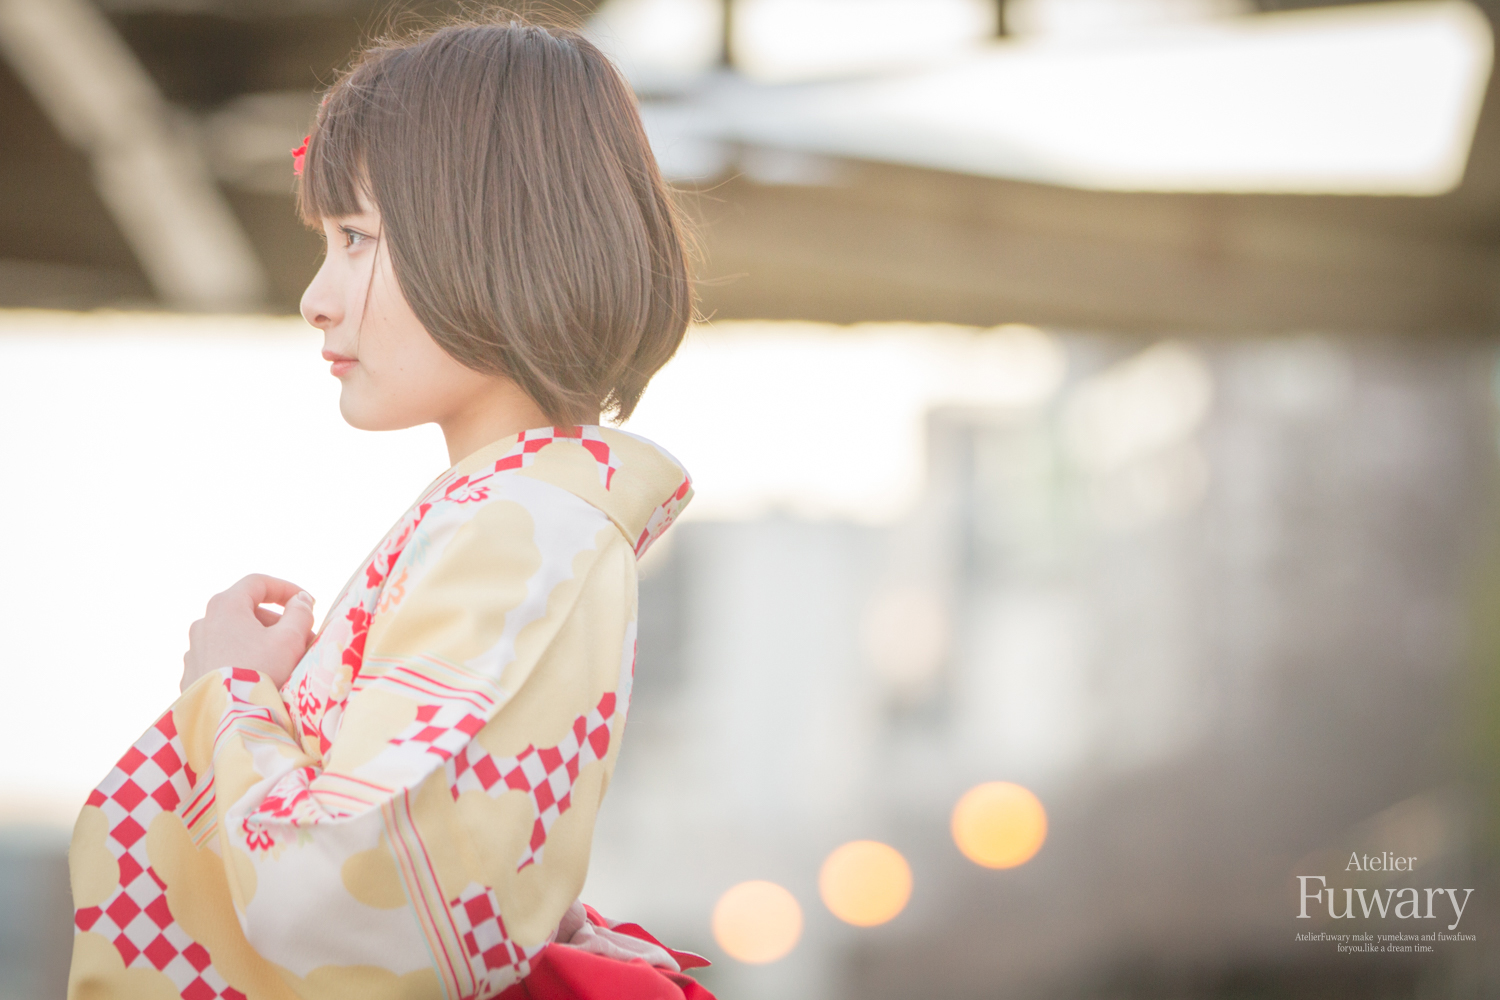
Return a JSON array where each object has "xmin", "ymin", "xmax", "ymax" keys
[{"xmin": 67, "ymin": 425, "xmax": 710, "ymax": 1000}]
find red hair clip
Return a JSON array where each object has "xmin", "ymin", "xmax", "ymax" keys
[{"xmin": 291, "ymin": 135, "xmax": 309, "ymax": 176}]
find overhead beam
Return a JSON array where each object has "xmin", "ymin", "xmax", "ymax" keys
[
  {"xmin": 0, "ymin": 0, "xmax": 267, "ymax": 311},
  {"xmin": 683, "ymin": 4, "xmax": 1500, "ymax": 335},
  {"xmin": 683, "ymin": 154, "xmax": 1500, "ymax": 335}
]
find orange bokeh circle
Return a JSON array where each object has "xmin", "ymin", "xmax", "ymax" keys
[
  {"xmin": 712, "ymin": 880, "xmax": 803, "ymax": 964},
  {"xmin": 819, "ymin": 840, "xmax": 912, "ymax": 927},
  {"xmin": 951, "ymin": 781, "xmax": 1047, "ymax": 869}
]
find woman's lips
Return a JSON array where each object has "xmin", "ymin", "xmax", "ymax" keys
[{"xmin": 322, "ymin": 350, "xmax": 357, "ymax": 378}]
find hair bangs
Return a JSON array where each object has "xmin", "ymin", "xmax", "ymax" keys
[{"xmin": 297, "ymin": 73, "xmax": 380, "ymax": 226}]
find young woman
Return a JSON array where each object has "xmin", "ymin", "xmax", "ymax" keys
[{"xmin": 67, "ymin": 19, "xmax": 711, "ymax": 1000}]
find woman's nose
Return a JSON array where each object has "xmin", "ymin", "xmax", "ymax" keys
[{"xmin": 300, "ymin": 260, "xmax": 340, "ymax": 330}]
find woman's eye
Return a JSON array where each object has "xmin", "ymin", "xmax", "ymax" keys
[{"xmin": 340, "ymin": 228, "xmax": 369, "ymax": 249}]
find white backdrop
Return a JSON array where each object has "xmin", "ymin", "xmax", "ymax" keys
[
  {"xmin": 0, "ymin": 312, "xmax": 444, "ymax": 817},
  {"xmin": 0, "ymin": 310, "xmax": 1063, "ymax": 817}
]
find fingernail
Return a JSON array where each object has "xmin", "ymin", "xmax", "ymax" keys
[{"xmin": 295, "ymin": 591, "xmax": 313, "ymax": 605}]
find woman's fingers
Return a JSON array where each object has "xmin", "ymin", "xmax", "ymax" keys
[
  {"xmin": 229, "ymin": 574, "xmax": 307, "ymax": 610},
  {"xmin": 261, "ymin": 590, "xmax": 316, "ymax": 685},
  {"xmin": 189, "ymin": 579, "xmax": 317, "ymax": 690},
  {"xmin": 182, "ymin": 618, "xmax": 205, "ymax": 693},
  {"xmin": 270, "ymin": 591, "xmax": 316, "ymax": 643}
]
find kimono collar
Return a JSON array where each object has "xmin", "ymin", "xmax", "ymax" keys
[{"xmin": 450, "ymin": 424, "xmax": 693, "ymax": 560}]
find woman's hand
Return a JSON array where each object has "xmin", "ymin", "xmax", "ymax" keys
[{"xmin": 181, "ymin": 575, "xmax": 317, "ymax": 694}]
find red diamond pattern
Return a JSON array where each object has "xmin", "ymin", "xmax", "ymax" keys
[
  {"xmin": 184, "ymin": 943, "xmax": 211, "ymax": 972},
  {"xmin": 633, "ymin": 474, "xmax": 692, "ymax": 558},
  {"xmin": 181, "ymin": 978, "xmax": 216, "ymax": 1000},
  {"xmin": 492, "ymin": 426, "xmax": 618, "ymax": 489},
  {"xmin": 448, "ymin": 882, "xmax": 544, "ymax": 996},
  {"xmin": 387, "ymin": 702, "xmax": 487, "ymax": 761},
  {"xmin": 74, "ymin": 704, "xmax": 245, "ymax": 998},
  {"xmin": 447, "ymin": 692, "xmax": 617, "ymax": 871},
  {"xmin": 224, "ymin": 668, "xmax": 266, "ymax": 710}
]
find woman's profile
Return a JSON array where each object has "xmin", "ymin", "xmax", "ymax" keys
[{"xmin": 67, "ymin": 17, "xmax": 710, "ymax": 1000}]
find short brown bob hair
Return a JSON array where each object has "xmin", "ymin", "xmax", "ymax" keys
[{"xmin": 298, "ymin": 17, "xmax": 692, "ymax": 423}]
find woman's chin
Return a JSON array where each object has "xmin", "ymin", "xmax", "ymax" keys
[
  {"xmin": 338, "ymin": 392, "xmax": 391, "ymax": 432},
  {"xmin": 338, "ymin": 390, "xmax": 426, "ymax": 433}
]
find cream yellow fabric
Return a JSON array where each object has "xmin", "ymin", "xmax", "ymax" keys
[{"xmin": 68, "ymin": 426, "xmax": 693, "ymax": 1000}]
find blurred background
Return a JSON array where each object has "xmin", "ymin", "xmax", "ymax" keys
[{"xmin": 2, "ymin": 0, "xmax": 1500, "ymax": 997}]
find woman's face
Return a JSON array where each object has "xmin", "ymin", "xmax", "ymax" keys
[{"xmin": 300, "ymin": 197, "xmax": 495, "ymax": 432}]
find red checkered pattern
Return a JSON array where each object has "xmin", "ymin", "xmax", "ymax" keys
[
  {"xmin": 447, "ymin": 692, "xmax": 617, "ymax": 871},
  {"xmin": 214, "ymin": 667, "xmax": 276, "ymax": 740},
  {"xmin": 449, "ymin": 882, "xmax": 545, "ymax": 995},
  {"xmin": 633, "ymin": 475, "xmax": 692, "ymax": 558},
  {"xmin": 224, "ymin": 666, "xmax": 263, "ymax": 704},
  {"xmin": 492, "ymin": 426, "xmax": 618, "ymax": 489},
  {"xmin": 213, "ymin": 668, "xmax": 284, "ymax": 759},
  {"xmin": 76, "ymin": 712, "xmax": 244, "ymax": 999},
  {"xmin": 388, "ymin": 703, "xmax": 487, "ymax": 761}
]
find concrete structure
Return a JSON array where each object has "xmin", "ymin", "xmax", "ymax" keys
[{"xmin": 0, "ymin": 0, "xmax": 1497, "ymax": 333}]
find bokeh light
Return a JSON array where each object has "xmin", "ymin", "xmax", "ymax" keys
[
  {"xmin": 711, "ymin": 880, "xmax": 803, "ymax": 964},
  {"xmin": 951, "ymin": 782, "xmax": 1048, "ymax": 869},
  {"xmin": 819, "ymin": 840, "xmax": 913, "ymax": 927}
]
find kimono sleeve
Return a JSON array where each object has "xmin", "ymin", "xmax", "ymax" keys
[{"xmin": 68, "ymin": 478, "xmax": 639, "ymax": 1000}]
